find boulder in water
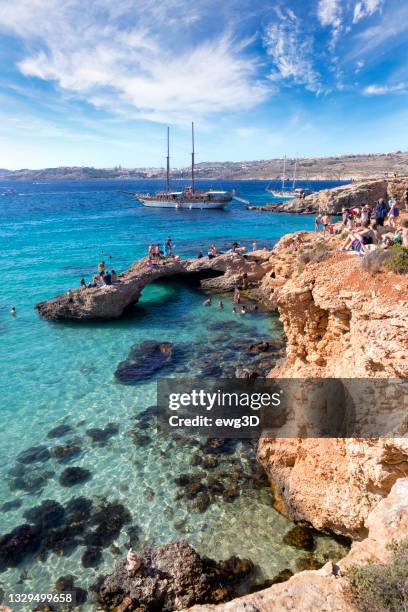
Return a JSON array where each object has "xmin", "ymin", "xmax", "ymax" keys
[
  {"xmin": 59, "ymin": 467, "xmax": 91, "ymax": 487},
  {"xmin": 23, "ymin": 500, "xmax": 65, "ymax": 532},
  {"xmin": 47, "ymin": 424, "xmax": 73, "ymax": 439},
  {"xmin": 97, "ymin": 540, "xmax": 253, "ymax": 611},
  {"xmin": 115, "ymin": 341, "xmax": 174, "ymax": 383},
  {"xmin": 0, "ymin": 524, "xmax": 41, "ymax": 570},
  {"xmin": 16, "ymin": 445, "xmax": 50, "ymax": 464}
]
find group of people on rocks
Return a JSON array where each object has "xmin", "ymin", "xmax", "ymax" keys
[
  {"xmin": 148, "ymin": 237, "xmax": 175, "ymax": 264},
  {"xmin": 79, "ymin": 260, "xmax": 120, "ymax": 290},
  {"xmin": 314, "ymin": 195, "xmax": 408, "ymax": 254}
]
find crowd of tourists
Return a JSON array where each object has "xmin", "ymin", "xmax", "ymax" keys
[{"xmin": 314, "ymin": 196, "xmax": 408, "ymax": 254}]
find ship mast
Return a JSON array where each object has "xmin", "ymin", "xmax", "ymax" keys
[
  {"xmin": 292, "ymin": 157, "xmax": 297, "ymax": 191},
  {"xmin": 191, "ymin": 121, "xmax": 195, "ymax": 193},
  {"xmin": 282, "ymin": 155, "xmax": 286, "ymax": 191},
  {"xmin": 166, "ymin": 126, "xmax": 170, "ymax": 192}
]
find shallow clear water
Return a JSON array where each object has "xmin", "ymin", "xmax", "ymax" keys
[{"xmin": 0, "ymin": 179, "xmax": 348, "ymax": 604}]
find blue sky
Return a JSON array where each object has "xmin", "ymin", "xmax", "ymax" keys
[{"xmin": 0, "ymin": 0, "xmax": 407, "ymax": 169}]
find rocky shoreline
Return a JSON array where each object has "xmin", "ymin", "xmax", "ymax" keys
[
  {"xmin": 248, "ymin": 176, "xmax": 407, "ymax": 215},
  {"xmin": 32, "ymin": 185, "xmax": 408, "ymax": 610}
]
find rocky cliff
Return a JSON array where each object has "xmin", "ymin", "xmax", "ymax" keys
[
  {"xmin": 186, "ymin": 478, "xmax": 408, "ymax": 612},
  {"xmin": 253, "ymin": 230, "xmax": 408, "ymax": 539}
]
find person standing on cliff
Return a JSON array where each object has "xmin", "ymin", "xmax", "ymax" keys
[
  {"xmin": 387, "ymin": 199, "xmax": 400, "ymax": 228},
  {"xmin": 321, "ymin": 213, "xmax": 331, "ymax": 237},
  {"xmin": 374, "ymin": 199, "xmax": 388, "ymax": 226}
]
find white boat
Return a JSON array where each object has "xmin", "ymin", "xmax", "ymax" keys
[
  {"xmin": 132, "ymin": 124, "xmax": 233, "ymax": 210},
  {"xmin": 267, "ymin": 157, "xmax": 311, "ymax": 199},
  {"xmin": 138, "ymin": 189, "xmax": 232, "ymax": 209}
]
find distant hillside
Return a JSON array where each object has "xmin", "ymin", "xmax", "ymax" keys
[{"xmin": 1, "ymin": 151, "xmax": 408, "ymax": 181}]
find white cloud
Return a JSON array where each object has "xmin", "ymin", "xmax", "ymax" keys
[
  {"xmin": 317, "ymin": 0, "xmax": 342, "ymax": 42},
  {"xmin": 264, "ymin": 8, "xmax": 322, "ymax": 93},
  {"xmin": 353, "ymin": 0, "xmax": 383, "ymax": 23},
  {"xmin": 0, "ymin": 0, "xmax": 268, "ymax": 125},
  {"xmin": 355, "ymin": 59, "xmax": 365, "ymax": 72},
  {"xmin": 363, "ymin": 83, "xmax": 406, "ymax": 95}
]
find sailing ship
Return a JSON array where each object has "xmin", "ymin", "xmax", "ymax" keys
[
  {"xmin": 133, "ymin": 124, "xmax": 233, "ymax": 210},
  {"xmin": 267, "ymin": 156, "xmax": 311, "ymax": 200}
]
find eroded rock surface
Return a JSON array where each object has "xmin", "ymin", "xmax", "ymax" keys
[
  {"xmin": 185, "ymin": 479, "xmax": 408, "ymax": 611},
  {"xmin": 97, "ymin": 540, "xmax": 253, "ymax": 611},
  {"xmin": 256, "ymin": 230, "xmax": 408, "ymax": 537},
  {"xmin": 35, "ymin": 253, "xmax": 265, "ymax": 321},
  {"xmin": 249, "ymin": 179, "xmax": 387, "ymax": 214}
]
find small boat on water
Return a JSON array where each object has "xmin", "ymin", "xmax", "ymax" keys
[
  {"xmin": 132, "ymin": 124, "xmax": 234, "ymax": 210},
  {"xmin": 267, "ymin": 156, "xmax": 312, "ymax": 200}
]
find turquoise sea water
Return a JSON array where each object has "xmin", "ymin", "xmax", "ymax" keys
[{"xmin": 0, "ymin": 179, "xmax": 348, "ymax": 605}]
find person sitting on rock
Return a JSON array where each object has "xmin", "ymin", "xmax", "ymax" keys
[
  {"xmin": 80, "ymin": 278, "xmax": 87, "ymax": 289},
  {"xmin": 98, "ymin": 261, "xmax": 105, "ymax": 274}
]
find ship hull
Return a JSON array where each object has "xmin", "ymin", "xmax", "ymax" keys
[
  {"xmin": 267, "ymin": 190, "xmax": 296, "ymax": 199},
  {"xmin": 138, "ymin": 198, "xmax": 229, "ymax": 209}
]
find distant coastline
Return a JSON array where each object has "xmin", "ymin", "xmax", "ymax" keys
[{"xmin": 1, "ymin": 150, "xmax": 407, "ymax": 181}]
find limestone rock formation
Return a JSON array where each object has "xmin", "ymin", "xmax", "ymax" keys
[
  {"xmin": 249, "ymin": 179, "xmax": 387, "ymax": 214},
  {"xmin": 185, "ymin": 478, "xmax": 408, "ymax": 612},
  {"xmin": 35, "ymin": 253, "xmax": 265, "ymax": 321},
  {"xmin": 254, "ymin": 229, "xmax": 408, "ymax": 538},
  {"xmin": 96, "ymin": 540, "xmax": 254, "ymax": 610}
]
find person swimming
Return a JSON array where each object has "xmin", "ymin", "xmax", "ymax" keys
[
  {"xmin": 240, "ymin": 305, "xmax": 247, "ymax": 315},
  {"xmin": 10, "ymin": 306, "xmax": 16, "ymax": 316},
  {"xmin": 217, "ymin": 300, "xmax": 224, "ymax": 310},
  {"xmin": 203, "ymin": 297, "xmax": 212, "ymax": 307}
]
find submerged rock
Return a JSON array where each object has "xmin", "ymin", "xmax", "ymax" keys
[
  {"xmin": 59, "ymin": 467, "xmax": 91, "ymax": 487},
  {"xmin": 97, "ymin": 540, "xmax": 253, "ymax": 611},
  {"xmin": 115, "ymin": 341, "xmax": 174, "ymax": 383},
  {"xmin": 65, "ymin": 496, "xmax": 93, "ymax": 523},
  {"xmin": 55, "ymin": 574, "xmax": 88, "ymax": 604},
  {"xmin": 16, "ymin": 445, "xmax": 50, "ymax": 464},
  {"xmin": 43, "ymin": 522, "xmax": 84, "ymax": 556},
  {"xmin": 8, "ymin": 467, "xmax": 53, "ymax": 493},
  {"xmin": 47, "ymin": 424, "xmax": 73, "ymax": 439},
  {"xmin": 296, "ymin": 555, "xmax": 324, "ymax": 571},
  {"xmin": 51, "ymin": 442, "xmax": 81, "ymax": 462},
  {"xmin": 0, "ymin": 524, "xmax": 41, "ymax": 570},
  {"xmin": 283, "ymin": 525, "xmax": 316, "ymax": 551},
  {"xmin": 85, "ymin": 501, "xmax": 132, "ymax": 548},
  {"xmin": 82, "ymin": 546, "xmax": 103, "ymax": 568},
  {"xmin": 86, "ymin": 423, "xmax": 119, "ymax": 444},
  {"xmin": 1, "ymin": 499, "xmax": 23, "ymax": 512},
  {"xmin": 23, "ymin": 500, "xmax": 65, "ymax": 532}
]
